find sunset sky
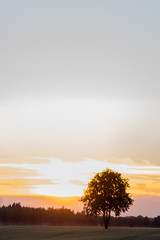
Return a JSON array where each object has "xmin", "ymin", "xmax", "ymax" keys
[{"xmin": 0, "ymin": 0, "xmax": 160, "ymax": 217}]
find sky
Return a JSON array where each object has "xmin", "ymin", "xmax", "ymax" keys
[{"xmin": 0, "ymin": 0, "xmax": 160, "ymax": 217}]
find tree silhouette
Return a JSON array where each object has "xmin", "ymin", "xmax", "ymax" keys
[{"xmin": 81, "ymin": 168, "xmax": 133, "ymax": 229}]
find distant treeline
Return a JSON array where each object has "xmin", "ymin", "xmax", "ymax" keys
[{"xmin": 0, "ymin": 203, "xmax": 160, "ymax": 227}]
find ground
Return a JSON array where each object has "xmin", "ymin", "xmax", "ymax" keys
[{"xmin": 0, "ymin": 226, "xmax": 160, "ymax": 240}]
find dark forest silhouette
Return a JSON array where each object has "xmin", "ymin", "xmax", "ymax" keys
[{"xmin": 0, "ymin": 203, "xmax": 159, "ymax": 227}]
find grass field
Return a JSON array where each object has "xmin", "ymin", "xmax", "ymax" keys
[{"xmin": 0, "ymin": 226, "xmax": 160, "ymax": 240}]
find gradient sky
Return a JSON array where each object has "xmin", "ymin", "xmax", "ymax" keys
[{"xmin": 0, "ymin": 0, "xmax": 160, "ymax": 216}]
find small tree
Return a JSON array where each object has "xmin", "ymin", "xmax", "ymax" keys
[{"xmin": 81, "ymin": 168, "xmax": 133, "ymax": 229}]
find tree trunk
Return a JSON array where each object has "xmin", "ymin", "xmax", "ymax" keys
[
  {"xmin": 105, "ymin": 219, "xmax": 109, "ymax": 229},
  {"xmin": 103, "ymin": 210, "xmax": 111, "ymax": 229}
]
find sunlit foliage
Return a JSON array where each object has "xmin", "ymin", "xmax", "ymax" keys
[{"xmin": 81, "ymin": 169, "xmax": 133, "ymax": 229}]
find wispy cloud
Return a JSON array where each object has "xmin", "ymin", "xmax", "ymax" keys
[
  {"xmin": 0, "ymin": 178, "xmax": 53, "ymax": 195},
  {"xmin": 0, "ymin": 154, "xmax": 51, "ymax": 164},
  {"xmin": 0, "ymin": 166, "xmax": 39, "ymax": 178},
  {"xmin": 69, "ymin": 180, "xmax": 86, "ymax": 186},
  {"xmin": 0, "ymin": 157, "xmax": 160, "ymax": 196}
]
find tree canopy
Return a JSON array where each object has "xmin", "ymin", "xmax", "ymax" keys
[{"xmin": 81, "ymin": 168, "xmax": 134, "ymax": 229}]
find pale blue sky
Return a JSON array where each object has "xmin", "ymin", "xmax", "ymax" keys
[
  {"xmin": 0, "ymin": 0, "xmax": 160, "ymax": 101},
  {"xmin": 1, "ymin": 0, "xmax": 160, "ymax": 160}
]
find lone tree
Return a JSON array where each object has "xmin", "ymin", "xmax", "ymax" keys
[{"xmin": 81, "ymin": 168, "xmax": 133, "ymax": 229}]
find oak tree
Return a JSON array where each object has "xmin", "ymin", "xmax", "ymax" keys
[{"xmin": 81, "ymin": 168, "xmax": 133, "ymax": 229}]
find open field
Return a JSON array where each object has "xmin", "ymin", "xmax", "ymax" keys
[{"xmin": 0, "ymin": 226, "xmax": 160, "ymax": 240}]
